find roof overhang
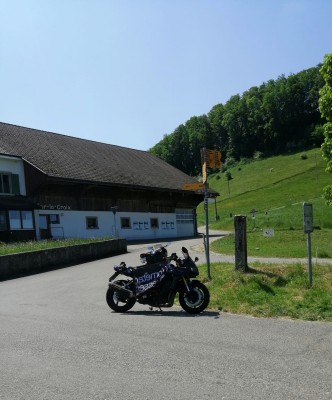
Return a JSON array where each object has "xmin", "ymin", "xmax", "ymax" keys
[{"xmin": 0, "ymin": 195, "xmax": 40, "ymax": 210}]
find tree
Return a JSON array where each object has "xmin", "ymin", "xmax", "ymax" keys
[
  {"xmin": 319, "ymin": 54, "xmax": 332, "ymax": 205},
  {"xmin": 184, "ymin": 115, "xmax": 215, "ymax": 175},
  {"xmin": 150, "ymin": 64, "xmax": 324, "ymax": 176},
  {"xmin": 207, "ymin": 104, "xmax": 228, "ymax": 159},
  {"xmin": 225, "ymin": 171, "xmax": 232, "ymax": 198}
]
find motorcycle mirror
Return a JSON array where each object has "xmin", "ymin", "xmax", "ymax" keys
[
  {"xmin": 182, "ymin": 247, "xmax": 188, "ymax": 254},
  {"xmin": 195, "ymin": 257, "xmax": 199, "ymax": 262}
]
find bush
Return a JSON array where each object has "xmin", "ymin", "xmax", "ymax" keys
[
  {"xmin": 253, "ymin": 151, "xmax": 264, "ymax": 160},
  {"xmin": 225, "ymin": 171, "xmax": 233, "ymax": 181}
]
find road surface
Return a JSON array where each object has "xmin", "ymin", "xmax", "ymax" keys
[{"xmin": 1, "ymin": 235, "xmax": 331, "ymax": 400}]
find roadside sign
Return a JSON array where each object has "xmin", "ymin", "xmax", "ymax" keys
[
  {"xmin": 183, "ymin": 182, "xmax": 205, "ymax": 191},
  {"xmin": 303, "ymin": 203, "xmax": 313, "ymax": 233},
  {"xmin": 200, "ymin": 148, "xmax": 222, "ymax": 169}
]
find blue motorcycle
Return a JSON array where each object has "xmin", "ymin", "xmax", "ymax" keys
[{"xmin": 106, "ymin": 246, "xmax": 210, "ymax": 314}]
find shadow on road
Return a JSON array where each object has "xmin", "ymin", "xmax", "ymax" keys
[{"xmin": 114, "ymin": 309, "xmax": 220, "ymax": 319}]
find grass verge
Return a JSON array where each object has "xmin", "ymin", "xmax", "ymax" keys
[
  {"xmin": 199, "ymin": 262, "xmax": 332, "ymax": 321},
  {"xmin": 0, "ymin": 237, "xmax": 114, "ymax": 256},
  {"xmin": 210, "ymin": 229, "xmax": 332, "ymax": 258}
]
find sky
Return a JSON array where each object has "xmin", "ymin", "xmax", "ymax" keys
[{"xmin": 1, "ymin": 0, "xmax": 332, "ymax": 151}]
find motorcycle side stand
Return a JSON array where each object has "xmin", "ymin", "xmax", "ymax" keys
[{"xmin": 149, "ymin": 306, "xmax": 163, "ymax": 312}]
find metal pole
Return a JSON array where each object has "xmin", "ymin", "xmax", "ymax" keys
[
  {"xmin": 307, "ymin": 232, "xmax": 313, "ymax": 288},
  {"xmin": 203, "ymin": 147, "xmax": 211, "ymax": 280},
  {"xmin": 214, "ymin": 197, "xmax": 218, "ymax": 220}
]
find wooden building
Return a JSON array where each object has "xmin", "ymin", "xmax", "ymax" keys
[{"xmin": 0, "ymin": 122, "xmax": 214, "ymax": 242}]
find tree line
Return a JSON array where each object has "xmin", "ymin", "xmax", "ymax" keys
[
  {"xmin": 319, "ymin": 54, "xmax": 332, "ymax": 206},
  {"xmin": 149, "ymin": 65, "xmax": 325, "ymax": 176}
]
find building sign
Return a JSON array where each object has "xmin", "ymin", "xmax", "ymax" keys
[{"xmin": 40, "ymin": 204, "xmax": 72, "ymax": 210}]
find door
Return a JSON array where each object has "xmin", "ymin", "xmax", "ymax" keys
[{"xmin": 39, "ymin": 214, "xmax": 51, "ymax": 239}]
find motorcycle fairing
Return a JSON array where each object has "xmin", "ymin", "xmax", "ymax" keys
[{"xmin": 116, "ymin": 262, "xmax": 172, "ymax": 294}]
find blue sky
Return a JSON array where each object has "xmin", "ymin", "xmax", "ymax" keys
[{"xmin": 1, "ymin": 0, "xmax": 331, "ymax": 151}]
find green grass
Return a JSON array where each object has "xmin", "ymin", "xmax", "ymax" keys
[
  {"xmin": 198, "ymin": 262, "xmax": 332, "ymax": 321},
  {"xmin": 198, "ymin": 148, "xmax": 332, "ymax": 257},
  {"xmin": 211, "ymin": 229, "xmax": 332, "ymax": 258},
  {"xmin": 196, "ymin": 148, "xmax": 332, "ymax": 321},
  {"xmin": 0, "ymin": 237, "xmax": 114, "ymax": 256}
]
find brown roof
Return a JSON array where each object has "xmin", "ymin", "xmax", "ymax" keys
[{"xmin": 0, "ymin": 122, "xmax": 200, "ymax": 192}]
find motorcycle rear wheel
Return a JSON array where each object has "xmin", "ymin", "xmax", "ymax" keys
[
  {"xmin": 179, "ymin": 280, "xmax": 210, "ymax": 314},
  {"xmin": 106, "ymin": 280, "xmax": 136, "ymax": 312}
]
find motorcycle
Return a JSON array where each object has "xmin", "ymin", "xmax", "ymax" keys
[{"xmin": 106, "ymin": 245, "xmax": 210, "ymax": 314}]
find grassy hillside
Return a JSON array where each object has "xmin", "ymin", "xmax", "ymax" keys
[{"xmin": 197, "ymin": 148, "xmax": 332, "ymax": 258}]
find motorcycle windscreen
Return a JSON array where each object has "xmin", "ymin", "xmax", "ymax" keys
[{"xmin": 133, "ymin": 262, "xmax": 166, "ymax": 294}]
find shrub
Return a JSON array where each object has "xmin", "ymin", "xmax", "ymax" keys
[{"xmin": 253, "ymin": 151, "xmax": 264, "ymax": 160}]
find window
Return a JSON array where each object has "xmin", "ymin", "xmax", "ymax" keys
[
  {"xmin": 50, "ymin": 214, "xmax": 60, "ymax": 224},
  {"xmin": 86, "ymin": 217, "xmax": 98, "ymax": 229},
  {"xmin": 150, "ymin": 218, "xmax": 159, "ymax": 228},
  {"xmin": 176, "ymin": 209, "xmax": 194, "ymax": 224},
  {"xmin": 0, "ymin": 173, "xmax": 20, "ymax": 194},
  {"xmin": 9, "ymin": 210, "xmax": 21, "ymax": 229},
  {"xmin": 121, "ymin": 217, "xmax": 131, "ymax": 229},
  {"xmin": 9, "ymin": 210, "xmax": 34, "ymax": 229},
  {"xmin": 0, "ymin": 211, "xmax": 7, "ymax": 231},
  {"xmin": 0, "ymin": 174, "xmax": 11, "ymax": 194},
  {"xmin": 22, "ymin": 211, "xmax": 33, "ymax": 229}
]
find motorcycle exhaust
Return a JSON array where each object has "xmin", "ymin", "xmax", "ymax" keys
[{"xmin": 108, "ymin": 282, "xmax": 135, "ymax": 298}]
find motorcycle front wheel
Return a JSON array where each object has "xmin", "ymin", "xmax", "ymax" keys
[
  {"xmin": 106, "ymin": 280, "xmax": 136, "ymax": 312},
  {"xmin": 179, "ymin": 280, "xmax": 210, "ymax": 314}
]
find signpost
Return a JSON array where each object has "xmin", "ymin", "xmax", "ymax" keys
[
  {"xmin": 184, "ymin": 147, "xmax": 222, "ymax": 280},
  {"xmin": 202, "ymin": 148, "xmax": 211, "ymax": 279},
  {"xmin": 202, "ymin": 148, "xmax": 221, "ymax": 279},
  {"xmin": 303, "ymin": 202, "xmax": 313, "ymax": 288}
]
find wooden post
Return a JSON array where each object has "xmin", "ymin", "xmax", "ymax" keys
[{"xmin": 234, "ymin": 215, "xmax": 248, "ymax": 272}]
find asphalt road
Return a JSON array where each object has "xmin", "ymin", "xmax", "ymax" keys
[{"xmin": 1, "ymin": 235, "xmax": 332, "ymax": 400}]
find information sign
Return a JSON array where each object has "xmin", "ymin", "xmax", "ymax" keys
[
  {"xmin": 183, "ymin": 182, "xmax": 205, "ymax": 191},
  {"xmin": 303, "ymin": 203, "xmax": 313, "ymax": 233}
]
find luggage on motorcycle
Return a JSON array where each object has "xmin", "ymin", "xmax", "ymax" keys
[{"xmin": 140, "ymin": 246, "xmax": 168, "ymax": 265}]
